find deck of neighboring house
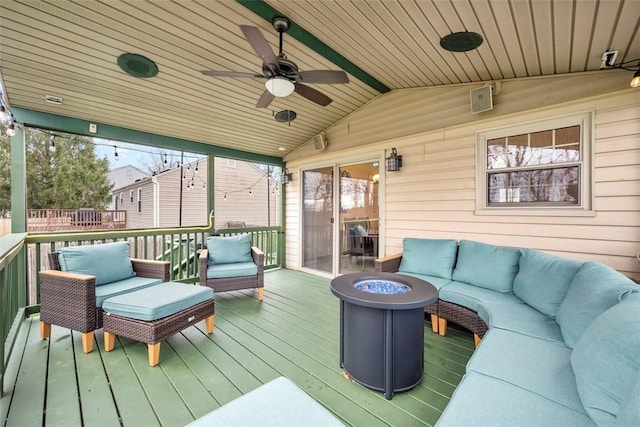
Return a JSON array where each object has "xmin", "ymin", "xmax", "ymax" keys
[{"xmin": 2, "ymin": 269, "xmax": 474, "ymax": 427}]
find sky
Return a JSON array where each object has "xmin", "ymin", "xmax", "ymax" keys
[{"xmin": 93, "ymin": 138, "xmax": 205, "ymax": 172}]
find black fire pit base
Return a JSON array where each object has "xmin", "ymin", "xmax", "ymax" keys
[{"xmin": 331, "ymin": 273, "xmax": 437, "ymax": 400}]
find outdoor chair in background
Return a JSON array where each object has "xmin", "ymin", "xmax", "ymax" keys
[{"xmin": 199, "ymin": 234, "xmax": 265, "ymax": 300}]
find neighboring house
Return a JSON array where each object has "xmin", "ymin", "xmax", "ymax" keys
[
  {"xmin": 106, "ymin": 165, "xmax": 148, "ymax": 210},
  {"xmin": 112, "ymin": 157, "xmax": 278, "ymax": 229}
]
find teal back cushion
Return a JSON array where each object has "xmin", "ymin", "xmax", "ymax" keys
[
  {"xmin": 557, "ymin": 262, "xmax": 638, "ymax": 348},
  {"xmin": 58, "ymin": 241, "xmax": 135, "ymax": 286},
  {"xmin": 452, "ymin": 240, "xmax": 520, "ymax": 293},
  {"xmin": 513, "ymin": 249, "xmax": 582, "ymax": 318},
  {"xmin": 571, "ymin": 291, "xmax": 640, "ymax": 426},
  {"xmin": 398, "ymin": 238, "xmax": 458, "ymax": 280},
  {"xmin": 207, "ymin": 234, "xmax": 253, "ymax": 265}
]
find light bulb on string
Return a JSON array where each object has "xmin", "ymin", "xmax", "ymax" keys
[
  {"xmin": 224, "ymin": 193, "xmax": 227, "ymax": 200},
  {"xmin": 6, "ymin": 122, "xmax": 16, "ymax": 137},
  {"xmin": 114, "ymin": 146, "xmax": 119, "ymax": 160}
]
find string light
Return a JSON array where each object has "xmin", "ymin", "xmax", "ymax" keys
[
  {"xmin": 114, "ymin": 146, "xmax": 119, "ymax": 160},
  {"xmin": 0, "ymin": 105, "xmax": 6, "ymax": 120},
  {"xmin": 6, "ymin": 122, "xmax": 16, "ymax": 137},
  {"xmin": 224, "ymin": 193, "xmax": 227, "ymax": 200}
]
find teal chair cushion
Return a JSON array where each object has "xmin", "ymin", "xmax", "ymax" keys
[
  {"xmin": 207, "ymin": 235, "xmax": 253, "ymax": 265},
  {"xmin": 102, "ymin": 282, "xmax": 214, "ymax": 321},
  {"xmin": 513, "ymin": 249, "xmax": 582, "ymax": 318},
  {"xmin": 187, "ymin": 377, "xmax": 344, "ymax": 427},
  {"xmin": 615, "ymin": 371, "xmax": 640, "ymax": 427},
  {"xmin": 207, "ymin": 262, "xmax": 258, "ymax": 279},
  {"xmin": 395, "ymin": 272, "xmax": 452, "ymax": 291},
  {"xmin": 58, "ymin": 241, "xmax": 135, "ymax": 286},
  {"xmin": 452, "ymin": 240, "xmax": 520, "ymax": 293},
  {"xmin": 398, "ymin": 238, "xmax": 458, "ymax": 280},
  {"xmin": 439, "ymin": 281, "xmax": 522, "ymax": 312},
  {"xmin": 557, "ymin": 262, "xmax": 638, "ymax": 348},
  {"xmin": 571, "ymin": 291, "xmax": 640, "ymax": 426},
  {"xmin": 95, "ymin": 276, "xmax": 163, "ymax": 307}
]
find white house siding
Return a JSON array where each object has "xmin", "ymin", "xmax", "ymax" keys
[{"xmin": 284, "ymin": 73, "xmax": 640, "ymax": 280}]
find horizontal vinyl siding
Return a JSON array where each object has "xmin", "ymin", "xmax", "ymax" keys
[{"xmin": 285, "ymin": 83, "xmax": 640, "ymax": 280}]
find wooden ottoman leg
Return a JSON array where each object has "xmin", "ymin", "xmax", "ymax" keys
[
  {"xmin": 104, "ymin": 331, "xmax": 116, "ymax": 351},
  {"xmin": 40, "ymin": 321, "xmax": 51, "ymax": 339},
  {"xmin": 438, "ymin": 318, "xmax": 448, "ymax": 337},
  {"xmin": 474, "ymin": 334, "xmax": 482, "ymax": 347},
  {"xmin": 82, "ymin": 331, "xmax": 95, "ymax": 353},
  {"xmin": 430, "ymin": 314, "xmax": 439, "ymax": 333},
  {"xmin": 258, "ymin": 288, "xmax": 264, "ymax": 300},
  {"xmin": 149, "ymin": 342, "xmax": 161, "ymax": 366},
  {"xmin": 205, "ymin": 315, "xmax": 214, "ymax": 333}
]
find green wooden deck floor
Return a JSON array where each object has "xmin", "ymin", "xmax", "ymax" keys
[{"xmin": 2, "ymin": 269, "xmax": 475, "ymax": 427}]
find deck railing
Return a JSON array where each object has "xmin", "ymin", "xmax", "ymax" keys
[
  {"xmin": 0, "ymin": 233, "xmax": 28, "ymax": 388},
  {"xmin": 27, "ymin": 209, "xmax": 127, "ymax": 232}
]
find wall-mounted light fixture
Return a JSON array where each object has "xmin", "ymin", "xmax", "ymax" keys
[
  {"xmin": 386, "ymin": 148, "xmax": 403, "ymax": 172},
  {"xmin": 281, "ymin": 168, "xmax": 293, "ymax": 184}
]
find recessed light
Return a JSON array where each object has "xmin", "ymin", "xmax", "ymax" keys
[
  {"xmin": 440, "ymin": 31, "xmax": 483, "ymax": 52},
  {"xmin": 278, "ymin": 147, "xmax": 286, "ymax": 152},
  {"xmin": 274, "ymin": 110, "xmax": 297, "ymax": 123}
]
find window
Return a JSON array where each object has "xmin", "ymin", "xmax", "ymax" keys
[
  {"xmin": 137, "ymin": 189, "xmax": 142, "ymax": 213},
  {"xmin": 226, "ymin": 159, "xmax": 236, "ymax": 168},
  {"xmin": 129, "ymin": 190, "xmax": 134, "ymax": 204},
  {"xmin": 477, "ymin": 113, "xmax": 592, "ymax": 215},
  {"xmin": 119, "ymin": 192, "xmax": 124, "ymax": 205}
]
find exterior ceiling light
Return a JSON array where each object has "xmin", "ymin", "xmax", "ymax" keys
[
  {"xmin": 630, "ymin": 68, "xmax": 640, "ymax": 88},
  {"xmin": 274, "ymin": 110, "xmax": 297, "ymax": 123},
  {"xmin": 440, "ymin": 31, "xmax": 483, "ymax": 52},
  {"xmin": 117, "ymin": 53, "xmax": 159, "ymax": 78},
  {"xmin": 265, "ymin": 77, "xmax": 295, "ymax": 97}
]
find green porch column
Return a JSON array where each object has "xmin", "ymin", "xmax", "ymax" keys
[
  {"xmin": 10, "ymin": 125, "xmax": 26, "ymax": 233},
  {"xmin": 208, "ymin": 154, "xmax": 215, "ymax": 230}
]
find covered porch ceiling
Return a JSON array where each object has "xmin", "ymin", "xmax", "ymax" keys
[{"xmin": 1, "ymin": 0, "xmax": 638, "ymax": 159}]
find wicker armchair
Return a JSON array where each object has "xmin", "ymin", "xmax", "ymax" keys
[
  {"xmin": 375, "ymin": 253, "xmax": 489, "ymax": 344},
  {"xmin": 199, "ymin": 246, "xmax": 264, "ymax": 300},
  {"xmin": 375, "ymin": 253, "xmax": 440, "ymax": 333},
  {"xmin": 40, "ymin": 252, "xmax": 170, "ymax": 353}
]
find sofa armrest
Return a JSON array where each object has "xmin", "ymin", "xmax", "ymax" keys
[
  {"xmin": 375, "ymin": 253, "xmax": 403, "ymax": 273},
  {"xmin": 131, "ymin": 258, "xmax": 170, "ymax": 282},
  {"xmin": 39, "ymin": 270, "xmax": 98, "ymax": 332},
  {"xmin": 199, "ymin": 249, "xmax": 209, "ymax": 286}
]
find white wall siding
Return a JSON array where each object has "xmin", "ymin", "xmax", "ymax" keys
[{"xmin": 285, "ymin": 76, "xmax": 640, "ymax": 280}]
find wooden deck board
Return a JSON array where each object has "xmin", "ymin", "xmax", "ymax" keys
[{"xmin": 3, "ymin": 269, "xmax": 474, "ymax": 426}]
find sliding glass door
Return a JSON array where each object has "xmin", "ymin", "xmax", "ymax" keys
[{"xmin": 301, "ymin": 166, "xmax": 334, "ymax": 273}]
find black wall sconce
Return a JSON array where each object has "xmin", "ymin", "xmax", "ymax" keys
[
  {"xmin": 386, "ymin": 148, "xmax": 403, "ymax": 172},
  {"xmin": 281, "ymin": 168, "xmax": 293, "ymax": 184}
]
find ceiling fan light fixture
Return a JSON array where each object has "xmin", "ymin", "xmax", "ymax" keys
[
  {"xmin": 440, "ymin": 31, "xmax": 483, "ymax": 52},
  {"xmin": 265, "ymin": 77, "xmax": 295, "ymax": 97},
  {"xmin": 630, "ymin": 68, "xmax": 640, "ymax": 88}
]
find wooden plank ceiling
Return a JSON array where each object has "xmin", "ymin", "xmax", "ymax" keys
[{"xmin": 0, "ymin": 0, "xmax": 638, "ymax": 158}]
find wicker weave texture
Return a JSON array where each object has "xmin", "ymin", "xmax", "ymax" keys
[
  {"xmin": 40, "ymin": 251, "xmax": 170, "ymax": 333},
  {"xmin": 199, "ymin": 247, "xmax": 264, "ymax": 293},
  {"xmin": 438, "ymin": 300, "xmax": 487, "ymax": 337},
  {"xmin": 102, "ymin": 299, "xmax": 214, "ymax": 344}
]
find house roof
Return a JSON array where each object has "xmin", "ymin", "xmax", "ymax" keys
[
  {"xmin": 108, "ymin": 164, "xmax": 149, "ymax": 192},
  {"xmin": 1, "ymin": 1, "xmax": 638, "ymax": 158}
]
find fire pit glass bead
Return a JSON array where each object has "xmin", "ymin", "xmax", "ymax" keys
[{"xmin": 355, "ymin": 280, "xmax": 410, "ymax": 295}]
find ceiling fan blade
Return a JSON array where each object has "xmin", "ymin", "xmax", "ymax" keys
[
  {"xmin": 256, "ymin": 90, "xmax": 275, "ymax": 108},
  {"xmin": 298, "ymin": 70, "xmax": 349, "ymax": 84},
  {"xmin": 294, "ymin": 83, "xmax": 333, "ymax": 106},
  {"xmin": 200, "ymin": 70, "xmax": 264, "ymax": 78},
  {"xmin": 240, "ymin": 25, "xmax": 279, "ymax": 72}
]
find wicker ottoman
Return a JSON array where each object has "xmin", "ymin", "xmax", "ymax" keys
[{"xmin": 102, "ymin": 282, "xmax": 214, "ymax": 366}]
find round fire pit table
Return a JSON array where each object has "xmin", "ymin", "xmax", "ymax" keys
[{"xmin": 331, "ymin": 272, "xmax": 437, "ymax": 400}]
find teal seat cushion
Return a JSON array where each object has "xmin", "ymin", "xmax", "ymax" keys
[
  {"xmin": 435, "ymin": 372, "xmax": 596, "ymax": 427},
  {"xmin": 395, "ymin": 272, "xmax": 451, "ymax": 291},
  {"xmin": 187, "ymin": 377, "xmax": 344, "ymax": 427},
  {"xmin": 513, "ymin": 249, "xmax": 582, "ymax": 318},
  {"xmin": 467, "ymin": 329, "xmax": 582, "ymax": 413},
  {"xmin": 102, "ymin": 282, "xmax": 214, "ymax": 321},
  {"xmin": 207, "ymin": 262, "xmax": 258, "ymax": 279},
  {"xmin": 557, "ymin": 262, "xmax": 638, "ymax": 348},
  {"xmin": 615, "ymin": 371, "xmax": 640, "ymax": 427},
  {"xmin": 95, "ymin": 276, "xmax": 163, "ymax": 307},
  {"xmin": 452, "ymin": 240, "xmax": 520, "ymax": 293},
  {"xmin": 439, "ymin": 281, "xmax": 521, "ymax": 312},
  {"xmin": 207, "ymin": 235, "xmax": 252, "ymax": 265},
  {"xmin": 398, "ymin": 238, "xmax": 458, "ymax": 280},
  {"xmin": 58, "ymin": 241, "xmax": 135, "ymax": 286},
  {"xmin": 477, "ymin": 302, "xmax": 565, "ymax": 343},
  {"xmin": 570, "ymin": 291, "xmax": 640, "ymax": 426}
]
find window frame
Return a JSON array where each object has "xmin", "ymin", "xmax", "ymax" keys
[
  {"xmin": 129, "ymin": 190, "xmax": 134, "ymax": 204},
  {"xmin": 475, "ymin": 112, "xmax": 594, "ymax": 216},
  {"xmin": 137, "ymin": 188, "xmax": 142, "ymax": 213}
]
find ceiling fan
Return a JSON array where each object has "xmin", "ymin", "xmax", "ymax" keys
[{"xmin": 201, "ymin": 17, "xmax": 349, "ymax": 108}]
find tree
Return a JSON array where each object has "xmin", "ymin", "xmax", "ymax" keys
[
  {"xmin": 24, "ymin": 129, "xmax": 112, "ymax": 210},
  {"xmin": 0, "ymin": 124, "xmax": 10, "ymax": 216}
]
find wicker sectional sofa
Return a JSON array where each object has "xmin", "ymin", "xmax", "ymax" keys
[{"xmin": 376, "ymin": 238, "xmax": 640, "ymax": 427}]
